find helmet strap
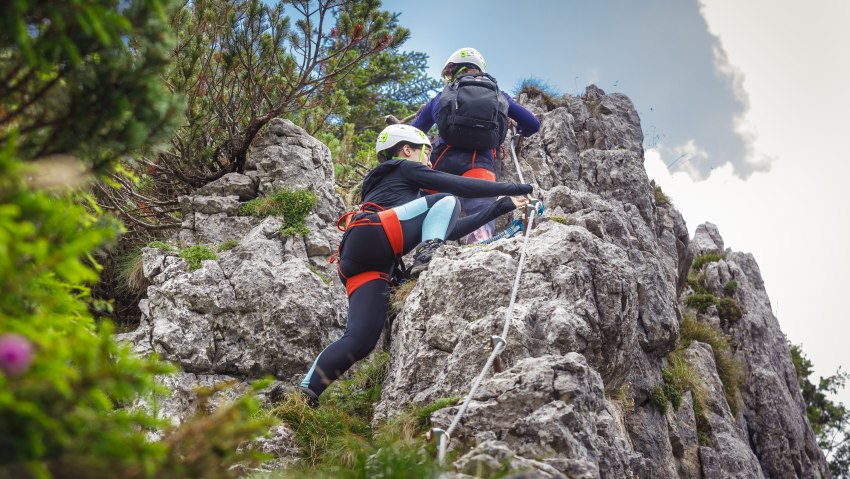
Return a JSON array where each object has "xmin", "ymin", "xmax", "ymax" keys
[{"xmin": 445, "ymin": 65, "xmax": 468, "ymax": 84}]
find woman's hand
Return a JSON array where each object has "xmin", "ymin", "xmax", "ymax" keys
[{"xmin": 511, "ymin": 196, "xmax": 529, "ymax": 208}]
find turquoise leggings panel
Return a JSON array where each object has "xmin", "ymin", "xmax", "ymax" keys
[
  {"xmin": 393, "ymin": 196, "xmax": 430, "ymax": 221},
  {"xmin": 422, "ymin": 195, "xmax": 458, "ymax": 241}
]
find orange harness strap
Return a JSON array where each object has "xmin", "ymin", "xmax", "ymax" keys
[
  {"xmin": 423, "ymin": 145, "xmax": 453, "ymax": 195},
  {"xmin": 462, "ymin": 168, "xmax": 496, "ymax": 182},
  {"xmin": 376, "ymin": 209, "xmax": 404, "ymax": 256},
  {"xmin": 345, "ymin": 271, "xmax": 391, "ymax": 298},
  {"xmin": 431, "ymin": 145, "xmax": 451, "ymax": 171}
]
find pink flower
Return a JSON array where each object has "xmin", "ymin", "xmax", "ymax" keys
[{"xmin": 0, "ymin": 333, "xmax": 34, "ymax": 376}]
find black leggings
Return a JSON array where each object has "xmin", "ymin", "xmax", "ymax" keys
[{"xmin": 300, "ymin": 193, "xmax": 507, "ymax": 396}]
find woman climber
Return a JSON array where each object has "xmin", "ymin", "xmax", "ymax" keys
[{"xmin": 297, "ymin": 124, "xmax": 534, "ymax": 407}]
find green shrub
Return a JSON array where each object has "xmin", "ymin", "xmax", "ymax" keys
[
  {"xmin": 240, "ymin": 189, "xmax": 318, "ymax": 237},
  {"xmin": 147, "ymin": 240, "xmax": 176, "ymax": 252},
  {"xmin": 692, "ymin": 253, "xmax": 724, "ymax": 271},
  {"xmin": 550, "ymin": 215, "xmax": 570, "ymax": 225},
  {"xmin": 179, "ymin": 245, "xmax": 217, "ymax": 271},
  {"xmin": 723, "ymin": 279, "xmax": 738, "ymax": 297},
  {"xmin": 663, "ymin": 382, "xmax": 683, "ymax": 411},
  {"xmin": 789, "ymin": 343, "xmax": 850, "ymax": 475},
  {"xmin": 653, "ymin": 183, "xmax": 672, "ymax": 206},
  {"xmin": 217, "ymin": 240, "xmax": 239, "ymax": 252},
  {"xmin": 685, "ymin": 293, "xmax": 716, "ymax": 314},
  {"xmin": 0, "ymin": 142, "xmax": 271, "ymax": 479},
  {"xmin": 650, "ymin": 385, "xmax": 668, "ymax": 413},
  {"xmin": 717, "ymin": 297, "xmax": 743, "ymax": 321},
  {"xmin": 687, "ymin": 272, "xmax": 711, "ymax": 295},
  {"xmin": 698, "ymin": 430, "xmax": 713, "ymax": 447},
  {"xmin": 0, "ymin": 2, "xmax": 274, "ymax": 475}
]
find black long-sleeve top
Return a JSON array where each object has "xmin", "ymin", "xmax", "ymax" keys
[{"xmin": 361, "ymin": 159, "xmax": 532, "ymax": 210}]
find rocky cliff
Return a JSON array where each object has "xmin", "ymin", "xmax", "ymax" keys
[{"xmin": 118, "ymin": 87, "xmax": 830, "ymax": 478}]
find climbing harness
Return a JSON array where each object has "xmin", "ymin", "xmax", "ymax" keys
[
  {"xmin": 330, "ymin": 202, "xmax": 404, "ymax": 297},
  {"xmin": 432, "ymin": 130, "xmax": 542, "ymax": 465}
]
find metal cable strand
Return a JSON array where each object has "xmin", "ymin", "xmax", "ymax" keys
[
  {"xmin": 436, "ymin": 133, "xmax": 535, "ymax": 465},
  {"xmin": 438, "ymin": 207, "xmax": 537, "ymax": 464},
  {"xmin": 509, "ymin": 133, "xmax": 525, "ymax": 184}
]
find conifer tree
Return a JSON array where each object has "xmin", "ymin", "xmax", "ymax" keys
[{"xmin": 0, "ymin": 2, "xmax": 272, "ymax": 477}]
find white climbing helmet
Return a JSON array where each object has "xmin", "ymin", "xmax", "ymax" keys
[
  {"xmin": 375, "ymin": 124, "xmax": 430, "ymax": 159},
  {"xmin": 443, "ymin": 47, "xmax": 486, "ymax": 73}
]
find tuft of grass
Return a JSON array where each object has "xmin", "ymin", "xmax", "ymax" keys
[
  {"xmin": 723, "ymin": 279, "xmax": 738, "ymax": 297},
  {"xmin": 271, "ymin": 352, "xmax": 390, "ymax": 468},
  {"xmin": 687, "ymin": 272, "xmax": 711, "ymax": 295},
  {"xmin": 609, "ymin": 383, "xmax": 635, "ymax": 412},
  {"xmin": 240, "ymin": 189, "xmax": 318, "ymax": 237},
  {"xmin": 692, "ymin": 253, "xmax": 724, "ymax": 271},
  {"xmin": 308, "ymin": 263, "xmax": 331, "ymax": 285},
  {"xmin": 685, "ymin": 293, "xmax": 716, "ymax": 314},
  {"xmin": 650, "ymin": 385, "xmax": 667, "ymax": 414},
  {"xmin": 267, "ymin": 351, "xmax": 445, "ymax": 478},
  {"xmin": 698, "ymin": 430, "xmax": 713, "ymax": 447},
  {"xmin": 662, "ymin": 351, "xmax": 708, "ymax": 415},
  {"xmin": 270, "ymin": 393, "xmax": 371, "ymax": 469},
  {"xmin": 680, "ymin": 314, "xmax": 745, "ymax": 416},
  {"xmin": 717, "ymin": 297, "xmax": 743, "ymax": 321},
  {"xmin": 217, "ymin": 240, "xmax": 239, "ymax": 252},
  {"xmin": 179, "ymin": 245, "xmax": 217, "ymax": 271},
  {"xmin": 322, "ymin": 351, "xmax": 390, "ymax": 422},
  {"xmin": 652, "ymin": 182, "xmax": 672, "ymax": 207},
  {"xmin": 117, "ymin": 247, "xmax": 147, "ymax": 294},
  {"xmin": 147, "ymin": 240, "xmax": 175, "ymax": 252},
  {"xmin": 414, "ymin": 397, "xmax": 462, "ymax": 430},
  {"xmin": 389, "ymin": 279, "xmax": 417, "ymax": 316},
  {"xmin": 550, "ymin": 215, "xmax": 570, "ymax": 225},
  {"xmin": 515, "ymin": 77, "xmax": 562, "ymax": 109}
]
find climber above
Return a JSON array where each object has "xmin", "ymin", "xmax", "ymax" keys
[
  {"xmin": 411, "ymin": 47, "xmax": 541, "ymax": 244},
  {"xmin": 297, "ymin": 124, "xmax": 533, "ymax": 407}
]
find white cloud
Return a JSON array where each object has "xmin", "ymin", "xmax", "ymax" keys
[{"xmin": 693, "ymin": 0, "xmax": 850, "ymax": 405}]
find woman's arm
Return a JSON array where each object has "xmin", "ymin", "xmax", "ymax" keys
[
  {"xmin": 505, "ymin": 93, "xmax": 541, "ymax": 136},
  {"xmin": 403, "ymin": 161, "xmax": 532, "ymax": 198},
  {"xmin": 411, "ymin": 96, "xmax": 438, "ymax": 134}
]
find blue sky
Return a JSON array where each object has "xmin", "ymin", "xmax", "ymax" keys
[
  {"xmin": 383, "ymin": 0, "xmax": 850, "ymax": 406},
  {"xmin": 384, "ymin": 0, "xmax": 757, "ymax": 179}
]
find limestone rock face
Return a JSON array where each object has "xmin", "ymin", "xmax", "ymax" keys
[
  {"xmin": 251, "ymin": 118, "xmax": 345, "ymax": 224},
  {"xmin": 682, "ymin": 342, "xmax": 763, "ymax": 478},
  {"xmin": 121, "ymin": 120, "xmax": 349, "ymax": 384},
  {"xmin": 430, "ymin": 354, "xmax": 636, "ymax": 478},
  {"xmin": 691, "ymin": 225, "xmax": 830, "ymax": 478},
  {"xmin": 131, "ymin": 217, "xmax": 346, "ymax": 382},
  {"xmin": 176, "ymin": 118, "xmax": 343, "ymax": 266},
  {"xmin": 195, "ymin": 172, "xmax": 258, "ymax": 201}
]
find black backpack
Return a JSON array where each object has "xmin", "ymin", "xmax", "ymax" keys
[{"xmin": 436, "ymin": 73, "xmax": 509, "ymax": 150}]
